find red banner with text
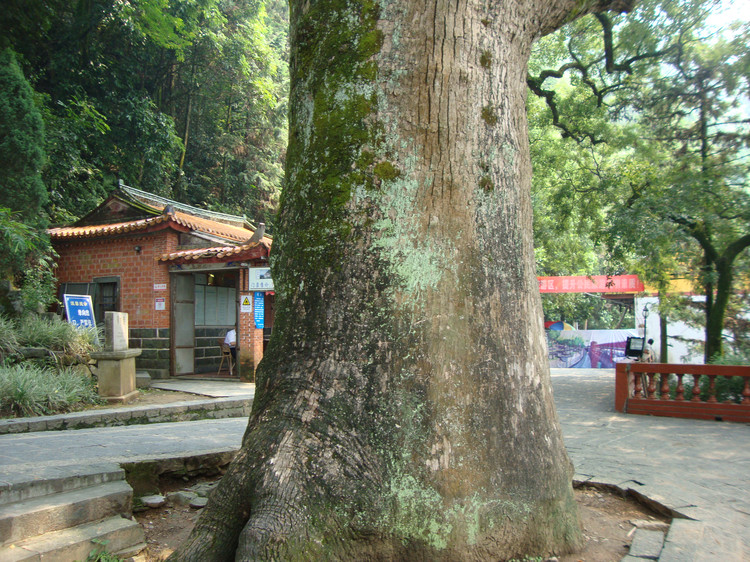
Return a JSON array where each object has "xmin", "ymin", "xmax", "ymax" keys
[{"xmin": 538, "ymin": 275, "xmax": 644, "ymax": 294}]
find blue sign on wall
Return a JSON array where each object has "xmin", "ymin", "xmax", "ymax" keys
[
  {"xmin": 63, "ymin": 294, "xmax": 96, "ymax": 328},
  {"xmin": 254, "ymin": 291, "xmax": 265, "ymax": 329}
]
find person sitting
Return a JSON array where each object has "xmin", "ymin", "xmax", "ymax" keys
[{"xmin": 224, "ymin": 328, "xmax": 237, "ymax": 360}]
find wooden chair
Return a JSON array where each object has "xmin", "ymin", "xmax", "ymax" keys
[{"xmin": 218, "ymin": 342, "xmax": 234, "ymax": 374}]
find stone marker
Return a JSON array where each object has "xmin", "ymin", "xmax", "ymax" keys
[
  {"xmin": 105, "ymin": 311, "xmax": 129, "ymax": 351},
  {"xmin": 91, "ymin": 311, "xmax": 141, "ymax": 404}
]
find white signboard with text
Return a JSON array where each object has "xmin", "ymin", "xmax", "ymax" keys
[{"xmin": 248, "ymin": 267, "xmax": 273, "ymax": 291}]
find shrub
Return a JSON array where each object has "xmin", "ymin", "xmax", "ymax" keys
[
  {"xmin": 671, "ymin": 374, "xmax": 747, "ymax": 404},
  {"xmin": 16, "ymin": 314, "xmax": 101, "ymax": 358},
  {"xmin": 0, "ymin": 314, "xmax": 19, "ymax": 359},
  {"xmin": 0, "ymin": 363, "xmax": 101, "ymax": 417}
]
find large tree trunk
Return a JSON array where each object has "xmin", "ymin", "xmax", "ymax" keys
[{"xmin": 171, "ymin": 1, "xmax": 633, "ymax": 559}]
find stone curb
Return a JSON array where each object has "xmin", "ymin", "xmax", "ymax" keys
[{"xmin": 0, "ymin": 397, "xmax": 252, "ymax": 435}]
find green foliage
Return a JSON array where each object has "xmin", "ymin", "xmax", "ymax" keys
[
  {"xmin": 0, "ymin": 48, "xmax": 47, "ymax": 226},
  {"xmin": 3, "ymin": 0, "xmax": 288, "ymax": 225},
  {"xmin": 0, "ymin": 207, "xmax": 39, "ymax": 278},
  {"xmin": 542, "ymin": 293, "xmax": 634, "ymax": 329},
  {"xmin": 19, "ymin": 260, "xmax": 59, "ymax": 314},
  {"xmin": 0, "ymin": 315, "xmax": 20, "ymax": 359},
  {"xmin": 529, "ymin": 0, "xmax": 749, "ymax": 351},
  {"xmin": 85, "ymin": 538, "xmax": 121, "ymax": 561},
  {"xmin": 0, "ymin": 207, "xmax": 56, "ymax": 315},
  {"xmin": 15, "ymin": 314, "xmax": 101, "ymax": 358},
  {"xmin": 0, "ymin": 363, "xmax": 100, "ymax": 417},
  {"xmin": 670, "ymin": 375, "xmax": 747, "ymax": 403}
]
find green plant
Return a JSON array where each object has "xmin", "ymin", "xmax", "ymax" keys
[
  {"xmin": 670, "ymin": 375, "xmax": 747, "ymax": 404},
  {"xmin": 0, "ymin": 363, "xmax": 100, "ymax": 417},
  {"xmin": 0, "ymin": 314, "xmax": 19, "ymax": 359},
  {"xmin": 710, "ymin": 351, "xmax": 750, "ymax": 367},
  {"xmin": 15, "ymin": 314, "xmax": 101, "ymax": 358},
  {"xmin": 19, "ymin": 260, "xmax": 58, "ymax": 314},
  {"xmin": 86, "ymin": 539, "xmax": 121, "ymax": 561}
]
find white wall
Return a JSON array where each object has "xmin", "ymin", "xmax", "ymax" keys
[{"xmin": 635, "ymin": 296, "xmax": 706, "ymax": 364}]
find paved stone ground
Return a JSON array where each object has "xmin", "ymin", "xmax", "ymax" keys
[
  {"xmin": 150, "ymin": 380, "xmax": 255, "ymax": 398},
  {"xmin": 552, "ymin": 368, "xmax": 750, "ymax": 560},
  {"xmin": 1, "ymin": 370, "xmax": 748, "ymax": 559}
]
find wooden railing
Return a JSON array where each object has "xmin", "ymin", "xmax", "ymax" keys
[{"xmin": 615, "ymin": 362, "xmax": 750, "ymax": 422}]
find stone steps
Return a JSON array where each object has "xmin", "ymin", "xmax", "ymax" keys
[
  {"xmin": 0, "ymin": 464, "xmax": 125, "ymax": 507},
  {"xmin": 0, "ymin": 468, "xmax": 145, "ymax": 561},
  {"xmin": 0, "ymin": 515, "xmax": 145, "ymax": 562}
]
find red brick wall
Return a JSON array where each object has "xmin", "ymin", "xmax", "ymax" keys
[
  {"xmin": 237, "ymin": 267, "xmax": 265, "ymax": 380},
  {"xmin": 53, "ymin": 231, "xmax": 177, "ymax": 330}
]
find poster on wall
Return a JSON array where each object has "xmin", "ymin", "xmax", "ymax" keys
[
  {"xmin": 63, "ymin": 294, "xmax": 96, "ymax": 328},
  {"xmin": 546, "ymin": 329, "xmax": 639, "ymax": 368},
  {"xmin": 254, "ymin": 291, "xmax": 265, "ymax": 329},
  {"xmin": 248, "ymin": 267, "xmax": 274, "ymax": 291}
]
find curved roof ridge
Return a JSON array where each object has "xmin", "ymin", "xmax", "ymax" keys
[{"xmin": 120, "ymin": 184, "xmax": 252, "ymax": 229}]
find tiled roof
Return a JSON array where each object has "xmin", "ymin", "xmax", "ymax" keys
[
  {"xmin": 49, "ymin": 209, "xmax": 255, "ymax": 243},
  {"xmin": 49, "ymin": 215, "xmax": 170, "ymax": 239},
  {"xmin": 158, "ymin": 239, "xmax": 271, "ymax": 263}
]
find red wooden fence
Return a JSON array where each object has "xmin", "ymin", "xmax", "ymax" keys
[{"xmin": 615, "ymin": 362, "xmax": 750, "ymax": 422}]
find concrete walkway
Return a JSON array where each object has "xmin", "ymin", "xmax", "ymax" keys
[{"xmin": 1, "ymin": 370, "xmax": 748, "ymax": 560}]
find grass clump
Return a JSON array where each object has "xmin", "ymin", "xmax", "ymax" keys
[
  {"xmin": 0, "ymin": 315, "xmax": 19, "ymax": 359},
  {"xmin": 0, "ymin": 363, "xmax": 101, "ymax": 417},
  {"xmin": 15, "ymin": 314, "xmax": 100, "ymax": 357}
]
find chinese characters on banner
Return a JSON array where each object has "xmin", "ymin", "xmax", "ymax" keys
[{"xmin": 537, "ymin": 275, "xmax": 644, "ymax": 294}]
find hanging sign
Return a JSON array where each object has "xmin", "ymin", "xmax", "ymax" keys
[
  {"xmin": 63, "ymin": 294, "xmax": 96, "ymax": 328},
  {"xmin": 248, "ymin": 267, "xmax": 274, "ymax": 291},
  {"xmin": 254, "ymin": 291, "xmax": 265, "ymax": 329},
  {"xmin": 538, "ymin": 274, "xmax": 644, "ymax": 294}
]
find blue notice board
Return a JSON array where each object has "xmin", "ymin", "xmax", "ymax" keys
[
  {"xmin": 254, "ymin": 291, "xmax": 265, "ymax": 329},
  {"xmin": 63, "ymin": 294, "xmax": 96, "ymax": 328}
]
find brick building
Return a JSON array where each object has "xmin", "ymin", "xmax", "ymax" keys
[{"xmin": 49, "ymin": 185, "xmax": 274, "ymax": 380}]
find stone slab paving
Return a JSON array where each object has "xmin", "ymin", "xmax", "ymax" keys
[
  {"xmin": 551, "ymin": 368, "xmax": 750, "ymax": 561},
  {"xmin": 150, "ymin": 379, "xmax": 255, "ymax": 398},
  {"xmin": 0, "ymin": 370, "xmax": 748, "ymax": 560}
]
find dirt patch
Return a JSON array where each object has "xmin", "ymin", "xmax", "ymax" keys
[
  {"xmin": 134, "ymin": 479, "xmax": 669, "ymax": 561},
  {"xmin": 560, "ymin": 485, "xmax": 670, "ymax": 562}
]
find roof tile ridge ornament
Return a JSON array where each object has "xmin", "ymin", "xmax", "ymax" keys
[
  {"xmin": 163, "ymin": 204, "xmax": 176, "ymax": 216},
  {"xmin": 247, "ymin": 223, "xmax": 265, "ymax": 244}
]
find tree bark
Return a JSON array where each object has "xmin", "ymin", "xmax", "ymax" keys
[{"xmin": 171, "ymin": 1, "xmax": 634, "ymax": 560}]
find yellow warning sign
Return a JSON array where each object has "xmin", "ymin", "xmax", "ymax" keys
[{"xmin": 240, "ymin": 295, "xmax": 252, "ymax": 313}]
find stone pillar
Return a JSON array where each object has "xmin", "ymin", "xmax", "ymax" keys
[{"xmin": 91, "ymin": 312, "xmax": 142, "ymax": 404}]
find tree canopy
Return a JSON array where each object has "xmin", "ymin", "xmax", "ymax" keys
[
  {"xmin": 527, "ymin": 0, "xmax": 750, "ymax": 358},
  {"xmin": 1, "ymin": 0, "xmax": 288, "ymax": 227}
]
